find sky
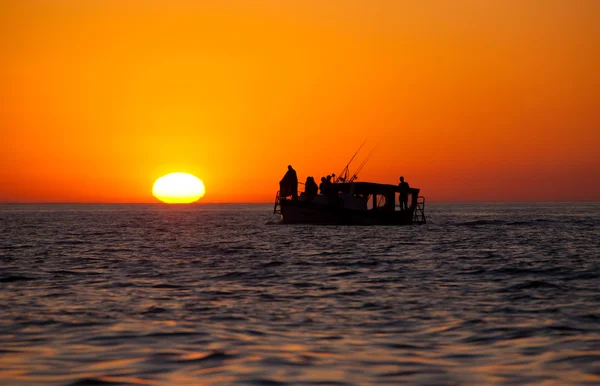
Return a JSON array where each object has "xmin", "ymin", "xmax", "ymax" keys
[{"xmin": 1, "ymin": 0, "xmax": 599, "ymax": 203}]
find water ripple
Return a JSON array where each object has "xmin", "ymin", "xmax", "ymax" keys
[{"xmin": 0, "ymin": 202, "xmax": 599, "ymax": 385}]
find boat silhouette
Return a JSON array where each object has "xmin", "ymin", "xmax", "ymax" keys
[
  {"xmin": 274, "ymin": 180, "xmax": 426, "ymax": 225},
  {"xmin": 273, "ymin": 143, "xmax": 426, "ymax": 225}
]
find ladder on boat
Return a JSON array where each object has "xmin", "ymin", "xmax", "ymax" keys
[
  {"xmin": 412, "ymin": 196, "xmax": 426, "ymax": 224},
  {"xmin": 274, "ymin": 182, "xmax": 304, "ymax": 214},
  {"xmin": 273, "ymin": 191, "xmax": 282, "ymax": 214}
]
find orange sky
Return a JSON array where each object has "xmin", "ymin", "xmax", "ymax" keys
[{"xmin": 1, "ymin": 0, "xmax": 599, "ymax": 203}]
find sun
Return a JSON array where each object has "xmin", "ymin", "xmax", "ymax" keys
[{"xmin": 152, "ymin": 172, "xmax": 206, "ymax": 204}]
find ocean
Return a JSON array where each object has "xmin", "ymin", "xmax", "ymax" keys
[{"xmin": 0, "ymin": 202, "xmax": 599, "ymax": 386}]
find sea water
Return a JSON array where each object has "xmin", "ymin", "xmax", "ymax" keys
[{"xmin": 0, "ymin": 202, "xmax": 599, "ymax": 385}]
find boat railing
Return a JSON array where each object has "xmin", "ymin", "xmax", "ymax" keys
[{"xmin": 274, "ymin": 183, "xmax": 306, "ymax": 214}]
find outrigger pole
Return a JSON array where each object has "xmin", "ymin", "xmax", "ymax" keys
[{"xmin": 335, "ymin": 139, "xmax": 368, "ymax": 183}]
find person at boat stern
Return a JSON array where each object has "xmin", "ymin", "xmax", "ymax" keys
[
  {"xmin": 399, "ymin": 176, "xmax": 410, "ymax": 210},
  {"xmin": 280, "ymin": 165, "xmax": 298, "ymax": 200}
]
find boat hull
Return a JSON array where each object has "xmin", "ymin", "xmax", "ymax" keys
[{"xmin": 279, "ymin": 199, "xmax": 415, "ymax": 225}]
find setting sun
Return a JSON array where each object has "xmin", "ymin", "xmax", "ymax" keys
[{"xmin": 152, "ymin": 172, "xmax": 206, "ymax": 204}]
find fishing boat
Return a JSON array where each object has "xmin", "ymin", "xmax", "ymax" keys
[
  {"xmin": 273, "ymin": 144, "xmax": 426, "ymax": 225},
  {"xmin": 274, "ymin": 181, "xmax": 425, "ymax": 225}
]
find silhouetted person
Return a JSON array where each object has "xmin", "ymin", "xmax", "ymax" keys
[
  {"xmin": 398, "ymin": 176, "xmax": 410, "ymax": 210},
  {"xmin": 304, "ymin": 176, "xmax": 318, "ymax": 200},
  {"xmin": 319, "ymin": 177, "xmax": 326, "ymax": 194},
  {"xmin": 322, "ymin": 175, "xmax": 333, "ymax": 196},
  {"xmin": 280, "ymin": 165, "xmax": 298, "ymax": 200},
  {"xmin": 324, "ymin": 175, "xmax": 337, "ymax": 205}
]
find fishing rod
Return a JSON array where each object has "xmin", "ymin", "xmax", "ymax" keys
[
  {"xmin": 335, "ymin": 139, "xmax": 367, "ymax": 183},
  {"xmin": 348, "ymin": 145, "xmax": 377, "ymax": 182}
]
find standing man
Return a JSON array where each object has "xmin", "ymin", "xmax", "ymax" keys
[
  {"xmin": 280, "ymin": 165, "xmax": 298, "ymax": 200},
  {"xmin": 398, "ymin": 176, "xmax": 410, "ymax": 210}
]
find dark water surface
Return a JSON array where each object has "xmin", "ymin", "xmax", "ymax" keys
[{"xmin": 1, "ymin": 203, "xmax": 599, "ymax": 385}]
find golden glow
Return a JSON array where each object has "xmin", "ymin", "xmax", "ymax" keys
[
  {"xmin": 1, "ymin": 1, "xmax": 599, "ymax": 202},
  {"xmin": 152, "ymin": 173, "xmax": 205, "ymax": 204}
]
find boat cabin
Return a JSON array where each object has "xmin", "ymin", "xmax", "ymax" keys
[{"xmin": 330, "ymin": 182, "xmax": 421, "ymax": 211}]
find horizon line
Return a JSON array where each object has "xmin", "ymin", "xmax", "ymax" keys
[{"xmin": 1, "ymin": 200, "xmax": 599, "ymax": 205}]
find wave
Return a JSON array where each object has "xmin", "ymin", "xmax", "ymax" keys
[
  {"xmin": 501, "ymin": 280, "xmax": 566, "ymax": 291},
  {"xmin": 455, "ymin": 218, "xmax": 556, "ymax": 227},
  {"xmin": 67, "ymin": 379, "xmax": 126, "ymax": 386},
  {"xmin": 0, "ymin": 275, "xmax": 37, "ymax": 283}
]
